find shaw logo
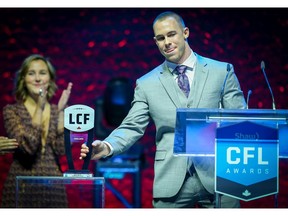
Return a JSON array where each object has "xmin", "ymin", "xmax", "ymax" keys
[{"xmin": 235, "ymin": 132, "xmax": 259, "ymax": 140}]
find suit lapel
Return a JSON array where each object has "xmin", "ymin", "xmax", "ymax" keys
[
  {"xmin": 157, "ymin": 55, "xmax": 209, "ymax": 108},
  {"xmin": 190, "ymin": 54, "xmax": 209, "ymax": 107},
  {"xmin": 158, "ymin": 62, "xmax": 182, "ymax": 108}
]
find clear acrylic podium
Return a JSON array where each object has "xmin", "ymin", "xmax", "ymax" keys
[
  {"xmin": 16, "ymin": 176, "xmax": 105, "ymax": 208},
  {"xmin": 174, "ymin": 108, "xmax": 288, "ymax": 158},
  {"xmin": 174, "ymin": 108, "xmax": 288, "ymax": 207}
]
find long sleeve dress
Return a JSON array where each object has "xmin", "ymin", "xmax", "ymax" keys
[{"xmin": 1, "ymin": 102, "xmax": 68, "ymax": 208}]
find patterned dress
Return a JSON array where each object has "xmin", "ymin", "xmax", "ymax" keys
[{"xmin": 1, "ymin": 102, "xmax": 68, "ymax": 208}]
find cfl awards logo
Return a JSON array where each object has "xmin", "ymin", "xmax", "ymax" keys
[{"xmin": 215, "ymin": 121, "xmax": 279, "ymax": 201}]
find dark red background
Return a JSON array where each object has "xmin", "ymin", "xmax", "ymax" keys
[{"xmin": 0, "ymin": 8, "xmax": 288, "ymax": 208}]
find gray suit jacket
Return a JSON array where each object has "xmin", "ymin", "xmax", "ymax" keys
[{"xmin": 104, "ymin": 53, "xmax": 246, "ymax": 198}]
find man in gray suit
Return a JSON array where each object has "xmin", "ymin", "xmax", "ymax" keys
[{"xmin": 80, "ymin": 11, "xmax": 246, "ymax": 208}]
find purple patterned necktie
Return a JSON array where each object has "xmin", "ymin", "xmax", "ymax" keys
[{"xmin": 175, "ymin": 65, "xmax": 190, "ymax": 98}]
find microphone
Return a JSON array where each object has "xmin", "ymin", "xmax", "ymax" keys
[
  {"xmin": 261, "ymin": 61, "xmax": 276, "ymax": 110},
  {"xmin": 246, "ymin": 90, "xmax": 252, "ymax": 109},
  {"xmin": 219, "ymin": 64, "xmax": 231, "ymax": 109}
]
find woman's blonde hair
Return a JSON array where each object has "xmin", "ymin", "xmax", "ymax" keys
[{"xmin": 14, "ymin": 54, "xmax": 58, "ymax": 102}]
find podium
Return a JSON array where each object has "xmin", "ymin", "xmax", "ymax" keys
[
  {"xmin": 16, "ymin": 176, "xmax": 105, "ymax": 208},
  {"xmin": 174, "ymin": 108, "xmax": 288, "ymax": 207}
]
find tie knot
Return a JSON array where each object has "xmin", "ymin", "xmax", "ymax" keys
[{"xmin": 175, "ymin": 65, "xmax": 187, "ymax": 74}]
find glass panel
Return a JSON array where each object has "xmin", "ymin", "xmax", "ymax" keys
[
  {"xmin": 174, "ymin": 108, "xmax": 288, "ymax": 158},
  {"xmin": 16, "ymin": 176, "xmax": 105, "ymax": 208}
]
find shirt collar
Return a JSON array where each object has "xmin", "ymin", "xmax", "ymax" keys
[{"xmin": 166, "ymin": 50, "xmax": 196, "ymax": 74}]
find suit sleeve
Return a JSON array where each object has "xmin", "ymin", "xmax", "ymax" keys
[
  {"xmin": 104, "ymin": 79, "xmax": 150, "ymax": 155},
  {"xmin": 222, "ymin": 64, "xmax": 247, "ymax": 109}
]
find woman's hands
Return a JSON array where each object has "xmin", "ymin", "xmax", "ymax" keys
[
  {"xmin": 58, "ymin": 82, "xmax": 73, "ymax": 112},
  {"xmin": 57, "ymin": 82, "xmax": 73, "ymax": 133},
  {"xmin": 0, "ymin": 136, "xmax": 18, "ymax": 154}
]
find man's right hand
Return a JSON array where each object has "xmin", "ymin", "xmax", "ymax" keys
[{"xmin": 79, "ymin": 140, "xmax": 110, "ymax": 160}]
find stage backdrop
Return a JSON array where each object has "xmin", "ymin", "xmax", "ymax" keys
[{"xmin": 0, "ymin": 8, "xmax": 288, "ymax": 208}]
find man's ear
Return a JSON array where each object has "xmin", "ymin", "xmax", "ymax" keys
[
  {"xmin": 183, "ymin": 27, "xmax": 189, "ymax": 39},
  {"xmin": 153, "ymin": 37, "xmax": 158, "ymax": 45}
]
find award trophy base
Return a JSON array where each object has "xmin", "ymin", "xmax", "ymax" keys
[{"xmin": 63, "ymin": 170, "xmax": 93, "ymax": 178}]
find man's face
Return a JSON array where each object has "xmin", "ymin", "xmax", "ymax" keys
[{"xmin": 153, "ymin": 17, "xmax": 190, "ymax": 64}]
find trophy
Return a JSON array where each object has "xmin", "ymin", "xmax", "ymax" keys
[{"xmin": 63, "ymin": 104, "xmax": 95, "ymax": 177}]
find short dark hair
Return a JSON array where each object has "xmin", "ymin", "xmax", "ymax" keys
[{"xmin": 153, "ymin": 11, "xmax": 186, "ymax": 28}]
